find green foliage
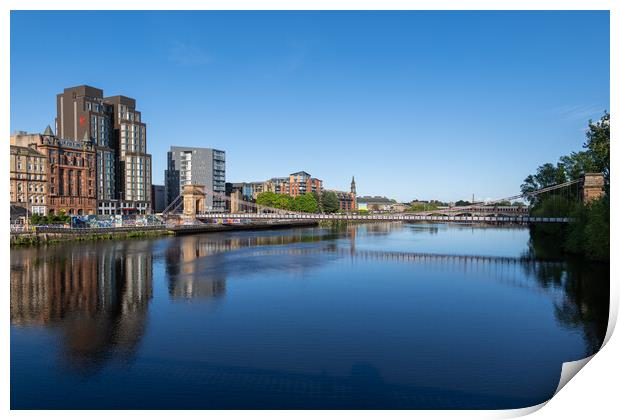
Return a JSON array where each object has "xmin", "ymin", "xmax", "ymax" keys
[
  {"xmin": 520, "ymin": 111, "xmax": 610, "ymax": 260},
  {"xmin": 584, "ymin": 111, "xmax": 610, "ymax": 182},
  {"xmin": 559, "ymin": 151, "xmax": 597, "ymax": 181},
  {"xmin": 256, "ymin": 191, "xmax": 280, "ymax": 208},
  {"xmin": 429, "ymin": 200, "xmax": 449, "ymax": 207},
  {"xmin": 522, "ymin": 111, "xmax": 610, "ymax": 202},
  {"xmin": 531, "ymin": 195, "xmax": 609, "ymax": 261},
  {"xmin": 321, "ymin": 191, "xmax": 340, "ymax": 213},
  {"xmin": 256, "ymin": 192, "xmax": 293, "ymax": 210},
  {"xmin": 292, "ymin": 194, "xmax": 319, "ymax": 213},
  {"xmin": 530, "ymin": 194, "xmax": 575, "ymax": 218},
  {"xmin": 312, "ymin": 191, "xmax": 323, "ymax": 212},
  {"xmin": 583, "ymin": 197, "xmax": 610, "ymax": 260},
  {"xmin": 277, "ymin": 194, "xmax": 294, "ymax": 210},
  {"xmin": 521, "ymin": 163, "xmax": 568, "ymax": 204},
  {"xmin": 407, "ymin": 203, "xmax": 439, "ymax": 212},
  {"xmin": 256, "ymin": 192, "xmax": 319, "ymax": 213},
  {"xmin": 454, "ymin": 200, "xmax": 471, "ymax": 206},
  {"xmin": 529, "ymin": 195, "xmax": 576, "ymax": 239},
  {"xmin": 29, "ymin": 211, "xmax": 70, "ymax": 225},
  {"xmin": 565, "ymin": 197, "xmax": 609, "ymax": 261}
]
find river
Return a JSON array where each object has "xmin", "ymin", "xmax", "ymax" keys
[{"xmin": 10, "ymin": 223, "xmax": 609, "ymax": 409}]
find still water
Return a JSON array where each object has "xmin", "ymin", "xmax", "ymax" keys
[{"xmin": 10, "ymin": 223, "xmax": 609, "ymax": 409}]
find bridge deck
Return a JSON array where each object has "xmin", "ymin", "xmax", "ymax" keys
[{"xmin": 200, "ymin": 213, "xmax": 570, "ymax": 223}]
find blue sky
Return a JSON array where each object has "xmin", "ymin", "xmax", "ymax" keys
[{"xmin": 10, "ymin": 11, "xmax": 609, "ymax": 202}]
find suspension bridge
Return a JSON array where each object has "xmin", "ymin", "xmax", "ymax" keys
[{"xmin": 161, "ymin": 173, "xmax": 604, "ymax": 225}]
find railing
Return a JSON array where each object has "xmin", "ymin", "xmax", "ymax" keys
[{"xmin": 201, "ymin": 213, "xmax": 571, "ymax": 223}]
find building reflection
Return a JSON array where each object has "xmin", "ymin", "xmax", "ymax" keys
[
  {"xmin": 164, "ymin": 229, "xmax": 354, "ymax": 300},
  {"xmin": 164, "ymin": 235, "xmax": 228, "ymax": 300},
  {"xmin": 10, "ymin": 241, "xmax": 153, "ymax": 373}
]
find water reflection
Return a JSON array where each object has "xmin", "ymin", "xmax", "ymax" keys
[
  {"xmin": 522, "ymin": 238, "xmax": 609, "ymax": 354},
  {"xmin": 11, "ymin": 242, "xmax": 153, "ymax": 373},
  {"xmin": 10, "ymin": 224, "xmax": 609, "ymax": 408}
]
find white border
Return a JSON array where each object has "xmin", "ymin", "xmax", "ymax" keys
[{"xmin": 1, "ymin": 2, "xmax": 615, "ymax": 419}]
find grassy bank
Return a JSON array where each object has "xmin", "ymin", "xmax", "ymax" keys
[
  {"xmin": 11, "ymin": 229, "xmax": 173, "ymax": 247},
  {"xmin": 11, "ymin": 220, "xmax": 320, "ymax": 247}
]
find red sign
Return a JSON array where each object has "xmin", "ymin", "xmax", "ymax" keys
[{"xmin": 79, "ymin": 116, "xmax": 86, "ymax": 126}]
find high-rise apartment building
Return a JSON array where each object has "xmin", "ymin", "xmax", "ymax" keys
[
  {"xmin": 56, "ymin": 86, "xmax": 116, "ymax": 212},
  {"xmin": 55, "ymin": 85, "xmax": 151, "ymax": 214},
  {"xmin": 165, "ymin": 146, "xmax": 226, "ymax": 211},
  {"xmin": 104, "ymin": 95, "xmax": 151, "ymax": 214}
]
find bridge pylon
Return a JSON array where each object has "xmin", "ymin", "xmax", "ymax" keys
[
  {"xmin": 580, "ymin": 173, "xmax": 605, "ymax": 204},
  {"xmin": 182, "ymin": 184, "xmax": 206, "ymax": 221}
]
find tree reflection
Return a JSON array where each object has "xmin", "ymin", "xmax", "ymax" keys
[{"xmin": 523, "ymin": 235, "xmax": 609, "ymax": 355}]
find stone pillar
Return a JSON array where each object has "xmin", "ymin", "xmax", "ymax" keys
[
  {"xmin": 231, "ymin": 190, "xmax": 241, "ymax": 213},
  {"xmin": 581, "ymin": 173, "xmax": 605, "ymax": 204},
  {"xmin": 182, "ymin": 184, "xmax": 206, "ymax": 221}
]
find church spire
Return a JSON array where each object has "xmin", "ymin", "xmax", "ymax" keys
[{"xmin": 350, "ymin": 176, "xmax": 356, "ymax": 195}]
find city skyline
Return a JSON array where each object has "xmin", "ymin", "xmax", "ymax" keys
[{"xmin": 10, "ymin": 10, "xmax": 610, "ymax": 202}]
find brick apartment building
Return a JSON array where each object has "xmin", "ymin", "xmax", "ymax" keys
[
  {"xmin": 11, "ymin": 127, "xmax": 97, "ymax": 215},
  {"xmin": 328, "ymin": 176, "xmax": 357, "ymax": 212},
  {"xmin": 286, "ymin": 171, "xmax": 322, "ymax": 197}
]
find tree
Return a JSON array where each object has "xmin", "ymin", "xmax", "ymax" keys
[
  {"xmin": 521, "ymin": 111, "xmax": 610, "ymax": 261},
  {"xmin": 312, "ymin": 191, "xmax": 323, "ymax": 213},
  {"xmin": 256, "ymin": 191, "xmax": 279, "ymax": 208},
  {"xmin": 256, "ymin": 192, "xmax": 293, "ymax": 211},
  {"xmin": 407, "ymin": 202, "xmax": 439, "ymax": 212},
  {"xmin": 521, "ymin": 163, "xmax": 567, "ymax": 204},
  {"xmin": 559, "ymin": 151, "xmax": 597, "ymax": 181},
  {"xmin": 584, "ymin": 111, "xmax": 610, "ymax": 182},
  {"xmin": 454, "ymin": 200, "xmax": 471, "ymax": 207},
  {"xmin": 583, "ymin": 196, "xmax": 610, "ymax": 260},
  {"xmin": 29, "ymin": 210, "xmax": 70, "ymax": 226},
  {"xmin": 292, "ymin": 194, "xmax": 319, "ymax": 213},
  {"xmin": 321, "ymin": 191, "xmax": 340, "ymax": 213},
  {"xmin": 276, "ymin": 194, "xmax": 293, "ymax": 210},
  {"xmin": 30, "ymin": 214, "xmax": 43, "ymax": 225}
]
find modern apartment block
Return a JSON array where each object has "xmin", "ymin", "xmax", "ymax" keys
[
  {"xmin": 55, "ymin": 85, "xmax": 151, "ymax": 214},
  {"xmin": 165, "ymin": 146, "xmax": 226, "ymax": 211},
  {"xmin": 286, "ymin": 171, "xmax": 322, "ymax": 197},
  {"xmin": 11, "ymin": 127, "xmax": 97, "ymax": 216},
  {"xmin": 104, "ymin": 95, "xmax": 151, "ymax": 214},
  {"xmin": 226, "ymin": 171, "xmax": 324, "ymax": 207},
  {"xmin": 259, "ymin": 171, "xmax": 322, "ymax": 197}
]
